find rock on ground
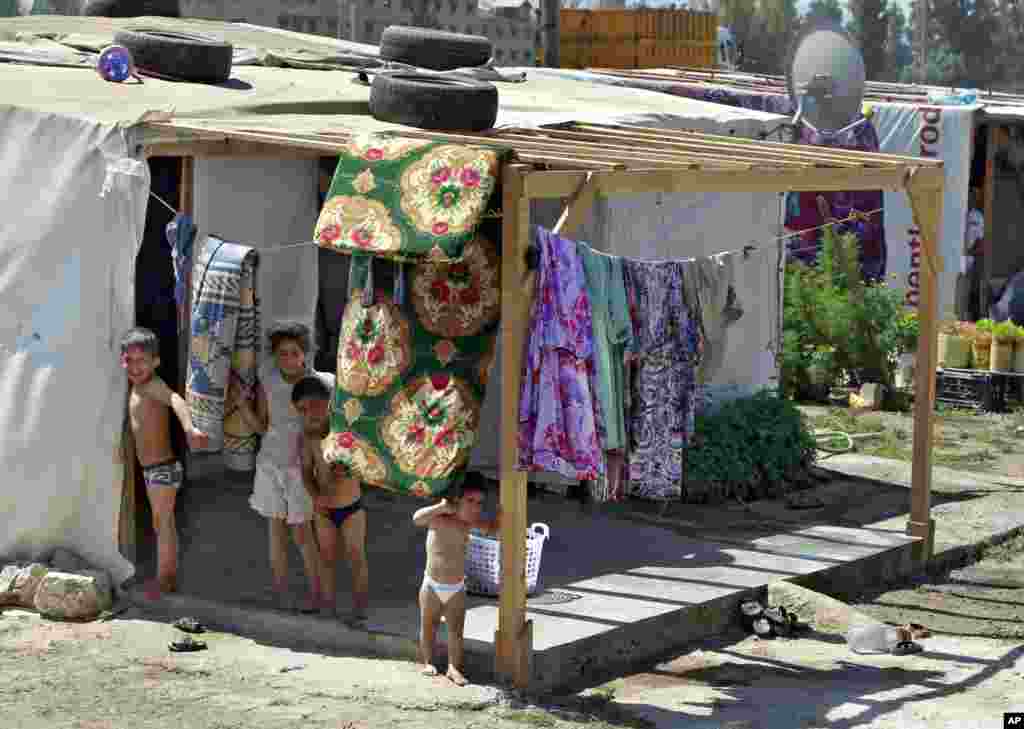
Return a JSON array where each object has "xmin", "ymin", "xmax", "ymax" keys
[
  {"xmin": 0, "ymin": 564, "xmax": 50, "ymax": 608},
  {"xmin": 33, "ymin": 570, "xmax": 113, "ymax": 621}
]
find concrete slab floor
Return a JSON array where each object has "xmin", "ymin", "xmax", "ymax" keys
[{"xmin": 127, "ymin": 471, "xmax": 920, "ymax": 691}]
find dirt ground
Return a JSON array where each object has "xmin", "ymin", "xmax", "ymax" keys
[
  {"xmin": 852, "ymin": 534, "xmax": 1024, "ymax": 640},
  {"xmin": 800, "ymin": 404, "xmax": 1024, "ymax": 479}
]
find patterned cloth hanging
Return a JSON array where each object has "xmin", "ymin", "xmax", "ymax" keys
[
  {"xmin": 186, "ymin": 235, "xmax": 262, "ymax": 471},
  {"xmin": 314, "ymin": 133, "xmax": 508, "ymax": 263},
  {"xmin": 322, "ymin": 237, "xmax": 500, "ymax": 497},
  {"xmin": 623, "ymin": 259, "xmax": 703, "ymax": 501},
  {"xmin": 517, "ymin": 227, "xmax": 605, "ymax": 481}
]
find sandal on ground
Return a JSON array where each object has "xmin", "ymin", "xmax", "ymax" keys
[
  {"xmin": 904, "ymin": 623, "xmax": 931, "ymax": 639},
  {"xmin": 169, "ymin": 635, "xmax": 207, "ymax": 653},
  {"xmin": 763, "ymin": 607, "xmax": 792, "ymax": 637},
  {"xmin": 752, "ymin": 617, "xmax": 774, "ymax": 638},
  {"xmin": 739, "ymin": 600, "xmax": 764, "ymax": 631},
  {"xmin": 890, "ymin": 640, "xmax": 923, "ymax": 656},
  {"xmin": 173, "ymin": 617, "xmax": 204, "ymax": 634},
  {"xmin": 786, "ymin": 492, "xmax": 825, "ymax": 510}
]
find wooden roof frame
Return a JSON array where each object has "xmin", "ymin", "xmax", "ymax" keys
[{"xmin": 139, "ymin": 120, "xmax": 945, "ymax": 691}]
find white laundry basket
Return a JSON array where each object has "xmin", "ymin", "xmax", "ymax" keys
[{"xmin": 464, "ymin": 523, "xmax": 550, "ymax": 596}]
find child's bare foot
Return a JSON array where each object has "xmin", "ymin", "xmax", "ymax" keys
[
  {"xmin": 420, "ymin": 664, "xmax": 439, "ymax": 677},
  {"xmin": 446, "ymin": 666, "xmax": 468, "ymax": 687}
]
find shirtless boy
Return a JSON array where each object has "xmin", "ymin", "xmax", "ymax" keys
[
  {"xmin": 293, "ymin": 375, "xmax": 369, "ymax": 626},
  {"xmin": 121, "ymin": 327, "xmax": 209, "ymax": 599},
  {"xmin": 412, "ymin": 477, "xmax": 500, "ymax": 686}
]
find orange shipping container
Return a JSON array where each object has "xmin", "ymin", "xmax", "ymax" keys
[{"xmin": 560, "ymin": 8, "xmax": 717, "ymax": 70}]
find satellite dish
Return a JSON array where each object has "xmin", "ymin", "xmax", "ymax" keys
[{"xmin": 786, "ymin": 20, "xmax": 866, "ymax": 136}]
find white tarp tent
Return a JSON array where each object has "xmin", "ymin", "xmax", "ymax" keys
[
  {"xmin": 0, "ymin": 17, "xmax": 792, "ymax": 581},
  {"xmin": 0, "ymin": 107, "xmax": 146, "ymax": 586}
]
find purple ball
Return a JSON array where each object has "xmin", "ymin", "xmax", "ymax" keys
[{"xmin": 97, "ymin": 45, "xmax": 134, "ymax": 83}]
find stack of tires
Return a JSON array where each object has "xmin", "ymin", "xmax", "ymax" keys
[{"xmin": 370, "ymin": 26, "xmax": 499, "ymax": 132}]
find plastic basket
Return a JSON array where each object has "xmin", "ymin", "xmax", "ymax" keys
[{"xmin": 464, "ymin": 523, "xmax": 550, "ymax": 597}]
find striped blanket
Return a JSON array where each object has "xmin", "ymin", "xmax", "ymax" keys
[{"xmin": 186, "ymin": 235, "xmax": 262, "ymax": 471}]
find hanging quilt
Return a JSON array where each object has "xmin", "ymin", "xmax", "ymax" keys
[
  {"xmin": 314, "ymin": 133, "xmax": 508, "ymax": 263},
  {"xmin": 321, "ymin": 236, "xmax": 501, "ymax": 497},
  {"xmin": 186, "ymin": 235, "xmax": 262, "ymax": 471}
]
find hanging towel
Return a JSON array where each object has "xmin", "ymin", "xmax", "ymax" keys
[
  {"xmin": 186, "ymin": 234, "xmax": 262, "ymax": 471},
  {"xmin": 518, "ymin": 227, "xmax": 604, "ymax": 481},
  {"xmin": 681, "ymin": 251, "xmax": 743, "ymax": 387},
  {"xmin": 623, "ymin": 258, "xmax": 702, "ymax": 501},
  {"xmin": 256, "ymin": 241, "xmax": 319, "ymax": 361}
]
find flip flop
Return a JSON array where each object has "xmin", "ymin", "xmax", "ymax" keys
[
  {"xmin": 763, "ymin": 607, "xmax": 792, "ymax": 637},
  {"xmin": 904, "ymin": 623, "xmax": 932, "ymax": 639},
  {"xmin": 172, "ymin": 617, "xmax": 204, "ymax": 634},
  {"xmin": 739, "ymin": 600, "xmax": 764, "ymax": 631},
  {"xmin": 169, "ymin": 635, "xmax": 207, "ymax": 653},
  {"xmin": 752, "ymin": 617, "xmax": 774, "ymax": 638},
  {"xmin": 890, "ymin": 640, "xmax": 923, "ymax": 656}
]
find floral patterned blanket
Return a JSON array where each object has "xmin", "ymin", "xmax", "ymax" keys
[{"xmin": 316, "ymin": 135, "xmax": 506, "ymax": 497}]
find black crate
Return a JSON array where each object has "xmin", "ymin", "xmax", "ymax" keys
[{"xmin": 935, "ymin": 368, "xmax": 1008, "ymax": 412}]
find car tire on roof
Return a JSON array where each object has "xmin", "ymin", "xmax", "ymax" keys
[
  {"xmin": 379, "ymin": 26, "xmax": 493, "ymax": 71},
  {"xmin": 112, "ymin": 28, "xmax": 233, "ymax": 84},
  {"xmin": 369, "ymin": 72, "xmax": 499, "ymax": 132},
  {"xmin": 83, "ymin": 0, "xmax": 181, "ymax": 17}
]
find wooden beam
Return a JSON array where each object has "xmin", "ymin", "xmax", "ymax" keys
[
  {"xmin": 981, "ymin": 124, "xmax": 997, "ymax": 319},
  {"xmin": 523, "ymin": 166, "xmax": 927, "ymax": 198},
  {"xmin": 145, "ymin": 139, "xmax": 322, "ymax": 159},
  {"xmin": 495, "ymin": 164, "xmax": 534, "ymax": 690},
  {"xmin": 117, "ymin": 388, "xmax": 137, "ymax": 563},
  {"xmin": 906, "ymin": 169, "xmax": 944, "ymax": 563}
]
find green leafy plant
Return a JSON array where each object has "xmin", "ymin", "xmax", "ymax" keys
[
  {"xmin": 993, "ymin": 320, "xmax": 1018, "ymax": 341},
  {"xmin": 894, "ymin": 310, "xmax": 920, "ymax": 355},
  {"xmin": 782, "ymin": 226, "xmax": 906, "ymax": 395},
  {"xmin": 685, "ymin": 391, "xmax": 818, "ymax": 504}
]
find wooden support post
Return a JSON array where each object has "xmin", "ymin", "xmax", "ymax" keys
[
  {"xmin": 981, "ymin": 125, "xmax": 997, "ymax": 319},
  {"xmin": 906, "ymin": 169, "xmax": 944, "ymax": 563},
  {"xmin": 495, "ymin": 164, "xmax": 534, "ymax": 689},
  {"xmin": 117, "ymin": 388, "xmax": 138, "ymax": 562}
]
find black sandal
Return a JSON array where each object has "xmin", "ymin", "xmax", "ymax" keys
[
  {"xmin": 763, "ymin": 607, "xmax": 792, "ymax": 637},
  {"xmin": 752, "ymin": 617, "xmax": 774, "ymax": 638},
  {"xmin": 739, "ymin": 600, "xmax": 764, "ymax": 631},
  {"xmin": 173, "ymin": 617, "xmax": 205, "ymax": 634},
  {"xmin": 169, "ymin": 635, "xmax": 207, "ymax": 653},
  {"xmin": 890, "ymin": 640, "xmax": 923, "ymax": 656}
]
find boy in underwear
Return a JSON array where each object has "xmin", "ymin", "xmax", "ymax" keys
[
  {"xmin": 412, "ymin": 476, "xmax": 500, "ymax": 686},
  {"xmin": 293, "ymin": 375, "xmax": 369, "ymax": 626},
  {"xmin": 121, "ymin": 327, "xmax": 209, "ymax": 600}
]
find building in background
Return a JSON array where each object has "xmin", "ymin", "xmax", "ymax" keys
[{"xmin": 181, "ymin": 0, "xmax": 539, "ymax": 66}]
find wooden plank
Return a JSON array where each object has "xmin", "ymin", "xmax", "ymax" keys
[
  {"xmin": 981, "ymin": 124, "xmax": 997, "ymax": 318},
  {"xmin": 494, "ymin": 164, "xmax": 534, "ymax": 690},
  {"xmin": 145, "ymin": 140, "xmax": 322, "ymax": 159},
  {"xmin": 523, "ymin": 166, "xmax": 918, "ymax": 199},
  {"xmin": 906, "ymin": 170, "xmax": 943, "ymax": 563},
  {"xmin": 575, "ymin": 123, "xmax": 945, "ymax": 167},
  {"xmin": 117, "ymin": 387, "xmax": 137, "ymax": 563}
]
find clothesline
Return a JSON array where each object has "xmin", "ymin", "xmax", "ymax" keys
[{"xmin": 150, "ymin": 189, "xmax": 884, "ymax": 262}]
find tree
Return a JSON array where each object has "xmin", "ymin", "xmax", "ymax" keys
[
  {"xmin": 848, "ymin": 0, "xmax": 889, "ymax": 80},
  {"xmin": 928, "ymin": 0, "xmax": 1000, "ymax": 85},
  {"xmin": 885, "ymin": 5, "xmax": 912, "ymax": 79},
  {"xmin": 805, "ymin": 0, "xmax": 843, "ymax": 24}
]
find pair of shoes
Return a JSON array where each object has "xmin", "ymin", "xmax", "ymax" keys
[
  {"xmin": 169, "ymin": 634, "xmax": 207, "ymax": 652},
  {"xmin": 739, "ymin": 600, "xmax": 806, "ymax": 638},
  {"xmin": 173, "ymin": 617, "xmax": 204, "ymax": 634}
]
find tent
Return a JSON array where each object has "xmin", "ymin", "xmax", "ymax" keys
[{"xmin": 0, "ymin": 17, "xmax": 945, "ymax": 689}]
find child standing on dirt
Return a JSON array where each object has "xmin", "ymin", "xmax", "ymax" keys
[
  {"xmin": 233, "ymin": 322, "xmax": 323, "ymax": 613},
  {"xmin": 293, "ymin": 375, "xmax": 370, "ymax": 627},
  {"xmin": 412, "ymin": 476, "xmax": 500, "ymax": 686},
  {"xmin": 121, "ymin": 327, "xmax": 209, "ymax": 600}
]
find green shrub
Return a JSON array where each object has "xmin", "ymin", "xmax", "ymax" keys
[{"xmin": 685, "ymin": 391, "xmax": 818, "ymax": 504}]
